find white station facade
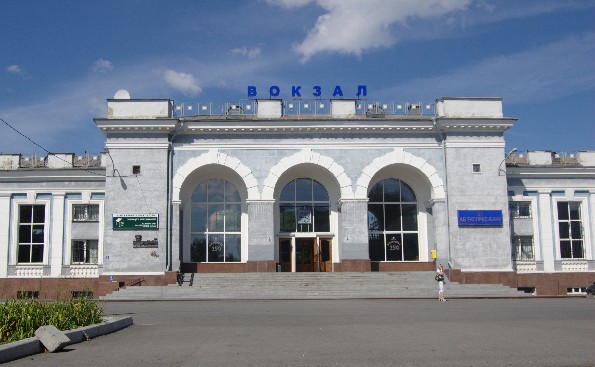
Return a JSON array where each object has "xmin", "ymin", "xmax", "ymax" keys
[{"xmin": 0, "ymin": 91, "xmax": 594, "ymax": 298}]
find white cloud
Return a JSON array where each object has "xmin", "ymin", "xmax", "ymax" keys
[
  {"xmin": 91, "ymin": 59, "xmax": 114, "ymax": 73},
  {"xmin": 163, "ymin": 69, "xmax": 202, "ymax": 96},
  {"xmin": 380, "ymin": 32, "xmax": 595, "ymax": 104},
  {"xmin": 6, "ymin": 64, "xmax": 30, "ymax": 78},
  {"xmin": 267, "ymin": 0, "xmax": 471, "ymax": 61},
  {"xmin": 231, "ymin": 46, "xmax": 262, "ymax": 59},
  {"xmin": 265, "ymin": 0, "xmax": 314, "ymax": 8}
]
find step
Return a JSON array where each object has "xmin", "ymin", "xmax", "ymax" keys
[{"xmin": 101, "ymin": 272, "xmax": 530, "ymax": 300}]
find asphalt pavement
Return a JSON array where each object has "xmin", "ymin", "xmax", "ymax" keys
[{"xmin": 4, "ymin": 298, "xmax": 594, "ymax": 367}]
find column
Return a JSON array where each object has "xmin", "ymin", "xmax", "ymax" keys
[
  {"xmin": 0, "ymin": 194, "xmax": 11, "ymax": 277},
  {"xmin": 431, "ymin": 199, "xmax": 449, "ymax": 266},
  {"xmin": 589, "ymin": 191, "xmax": 595, "ymax": 267},
  {"xmin": 50, "ymin": 193, "xmax": 66, "ymax": 277},
  {"xmin": 339, "ymin": 199, "xmax": 369, "ymax": 260},
  {"xmin": 171, "ymin": 200, "xmax": 181, "ymax": 272},
  {"xmin": 537, "ymin": 189, "xmax": 555, "ymax": 272},
  {"xmin": 247, "ymin": 200, "xmax": 275, "ymax": 261}
]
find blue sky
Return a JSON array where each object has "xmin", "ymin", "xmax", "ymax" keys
[{"xmin": 1, "ymin": 0, "xmax": 593, "ymax": 155}]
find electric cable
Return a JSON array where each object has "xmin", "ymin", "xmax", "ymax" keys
[{"xmin": 0, "ymin": 117, "xmax": 104, "ymax": 177}]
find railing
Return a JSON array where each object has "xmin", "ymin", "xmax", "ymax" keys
[{"xmin": 174, "ymin": 99, "xmax": 435, "ymax": 117}]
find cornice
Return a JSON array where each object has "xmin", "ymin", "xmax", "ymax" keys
[
  {"xmin": 435, "ymin": 117, "xmax": 517, "ymax": 132},
  {"xmin": 180, "ymin": 118, "xmax": 436, "ymax": 134},
  {"xmin": 94, "ymin": 118, "xmax": 178, "ymax": 133}
]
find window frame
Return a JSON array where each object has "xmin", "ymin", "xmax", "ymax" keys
[
  {"xmin": 71, "ymin": 239, "xmax": 99, "ymax": 264},
  {"xmin": 555, "ymin": 200, "xmax": 585, "ymax": 260},
  {"xmin": 15, "ymin": 202, "xmax": 49, "ymax": 265},
  {"xmin": 190, "ymin": 179, "xmax": 243, "ymax": 263},
  {"xmin": 72, "ymin": 203, "xmax": 100, "ymax": 222},
  {"xmin": 367, "ymin": 178, "xmax": 419, "ymax": 262},
  {"xmin": 509, "ymin": 201, "xmax": 532, "ymax": 219},
  {"xmin": 511, "ymin": 235, "xmax": 534, "ymax": 261},
  {"xmin": 278, "ymin": 178, "xmax": 331, "ymax": 234}
]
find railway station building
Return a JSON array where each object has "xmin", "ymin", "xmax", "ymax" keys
[{"xmin": 0, "ymin": 92, "xmax": 593, "ymax": 298}]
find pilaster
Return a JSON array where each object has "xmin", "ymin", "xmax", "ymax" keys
[
  {"xmin": 171, "ymin": 201, "xmax": 181, "ymax": 271},
  {"xmin": 0, "ymin": 194, "xmax": 11, "ymax": 277},
  {"xmin": 247, "ymin": 200, "xmax": 275, "ymax": 261},
  {"xmin": 50, "ymin": 193, "xmax": 66, "ymax": 277},
  {"xmin": 339, "ymin": 199, "xmax": 369, "ymax": 260},
  {"xmin": 537, "ymin": 189, "xmax": 555, "ymax": 272}
]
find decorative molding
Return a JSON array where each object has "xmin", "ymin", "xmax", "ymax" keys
[
  {"xmin": 261, "ymin": 149, "xmax": 353, "ymax": 200},
  {"xmin": 69, "ymin": 265, "xmax": 99, "ymax": 278},
  {"xmin": 14, "ymin": 266, "xmax": 44, "ymax": 278},
  {"xmin": 172, "ymin": 152, "xmax": 259, "ymax": 201},
  {"xmin": 560, "ymin": 260, "xmax": 589, "ymax": 272},
  {"xmin": 354, "ymin": 148, "xmax": 445, "ymax": 200}
]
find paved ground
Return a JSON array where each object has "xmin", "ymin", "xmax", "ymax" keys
[{"xmin": 5, "ymin": 298, "xmax": 594, "ymax": 367}]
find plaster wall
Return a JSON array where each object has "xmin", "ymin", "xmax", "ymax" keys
[{"xmin": 102, "ymin": 140, "xmax": 169, "ymax": 274}]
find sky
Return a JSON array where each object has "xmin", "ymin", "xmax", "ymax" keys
[{"xmin": 1, "ymin": 0, "xmax": 594, "ymax": 155}]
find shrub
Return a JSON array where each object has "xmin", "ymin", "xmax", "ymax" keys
[{"xmin": 0, "ymin": 297, "xmax": 104, "ymax": 344}]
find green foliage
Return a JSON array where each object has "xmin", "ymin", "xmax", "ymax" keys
[{"xmin": 0, "ymin": 297, "xmax": 104, "ymax": 344}]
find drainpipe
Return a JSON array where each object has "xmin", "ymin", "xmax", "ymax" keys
[{"xmin": 433, "ymin": 117, "xmax": 453, "ymax": 268}]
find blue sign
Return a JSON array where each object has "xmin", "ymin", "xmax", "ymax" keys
[{"xmin": 457, "ymin": 210, "xmax": 503, "ymax": 227}]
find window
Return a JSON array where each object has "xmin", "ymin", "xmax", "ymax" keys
[
  {"xmin": 509, "ymin": 201, "xmax": 531, "ymax": 218},
  {"xmin": 472, "ymin": 164, "xmax": 481, "ymax": 173},
  {"xmin": 368, "ymin": 179, "xmax": 419, "ymax": 261},
  {"xmin": 512, "ymin": 236, "xmax": 534, "ymax": 260},
  {"xmin": 557, "ymin": 202, "xmax": 584, "ymax": 259},
  {"xmin": 72, "ymin": 204, "xmax": 100, "ymax": 221},
  {"xmin": 18, "ymin": 204, "xmax": 45, "ymax": 263},
  {"xmin": 279, "ymin": 178, "xmax": 330, "ymax": 233},
  {"xmin": 190, "ymin": 179, "xmax": 241, "ymax": 263},
  {"xmin": 72, "ymin": 240, "xmax": 98, "ymax": 264},
  {"xmin": 132, "ymin": 165, "xmax": 141, "ymax": 175}
]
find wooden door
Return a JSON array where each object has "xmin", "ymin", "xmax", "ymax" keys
[{"xmin": 295, "ymin": 239, "xmax": 314, "ymax": 272}]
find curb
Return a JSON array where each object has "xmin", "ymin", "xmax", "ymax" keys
[{"xmin": 0, "ymin": 315, "xmax": 133, "ymax": 364}]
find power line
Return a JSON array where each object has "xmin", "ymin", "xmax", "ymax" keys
[{"xmin": 0, "ymin": 117, "xmax": 105, "ymax": 177}]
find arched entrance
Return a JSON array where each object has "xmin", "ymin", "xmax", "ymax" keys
[{"xmin": 274, "ymin": 170, "xmax": 340, "ymax": 272}]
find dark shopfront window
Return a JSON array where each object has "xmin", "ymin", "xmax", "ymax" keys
[
  {"xmin": 190, "ymin": 179, "xmax": 241, "ymax": 262},
  {"xmin": 368, "ymin": 179, "xmax": 419, "ymax": 261}
]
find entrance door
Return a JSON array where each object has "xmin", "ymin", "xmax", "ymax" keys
[
  {"xmin": 279, "ymin": 239, "xmax": 292, "ymax": 272},
  {"xmin": 318, "ymin": 239, "xmax": 332, "ymax": 272},
  {"xmin": 295, "ymin": 239, "xmax": 314, "ymax": 272}
]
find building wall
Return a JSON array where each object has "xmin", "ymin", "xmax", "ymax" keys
[{"xmin": 102, "ymin": 137, "xmax": 170, "ymax": 274}]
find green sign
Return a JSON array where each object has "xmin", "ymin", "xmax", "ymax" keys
[{"xmin": 112, "ymin": 214, "xmax": 159, "ymax": 230}]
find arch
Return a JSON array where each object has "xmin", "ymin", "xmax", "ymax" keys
[
  {"xmin": 261, "ymin": 149, "xmax": 353, "ymax": 200},
  {"xmin": 355, "ymin": 148, "xmax": 445, "ymax": 200},
  {"xmin": 172, "ymin": 150, "xmax": 259, "ymax": 201}
]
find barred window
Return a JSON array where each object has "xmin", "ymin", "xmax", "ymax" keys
[
  {"xmin": 512, "ymin": 236, "xmax": 534, "ymax": 260},
  {"xmin": 509, "ymin": 201, "xmax": 531, "ymax": 218},
  {"xmin": 72, "ymin": 240, "xmax": 98, "ymax": 264},
  {"xmin": 73, "ymin": 204, "xmax": 100, "ymax": 221}
]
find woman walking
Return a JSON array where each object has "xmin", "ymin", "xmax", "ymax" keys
[{"xmin": 436, "ymin": 264, "xmax": 446, "ymax": 301}]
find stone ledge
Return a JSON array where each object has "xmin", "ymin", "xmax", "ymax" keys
[{"xmin": 0, "ymin": 315, "xmax": 133, "ymax": 363}]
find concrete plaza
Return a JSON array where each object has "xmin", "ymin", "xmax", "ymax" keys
[{"xmin": 5, "ymin": 298, "xmax": 594, "ymax": 366}]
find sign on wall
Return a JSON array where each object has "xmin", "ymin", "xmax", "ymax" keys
[
  {"xmin": 112, "ymin": 214, "xmax": 159, "ymax": 230},
  {"xmin": 457, "ymin": 210, "xmax": 503, "ymax": 227}
]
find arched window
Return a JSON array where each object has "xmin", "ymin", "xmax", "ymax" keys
[
  {"xmin": 279, "ymin": 178, "xmax": 330, "ymax": 233},
  {"xmin": 368, "ymin": 179, "xmax": 419, "ymax": 261},
  {"xmin": 190, "ymin": 179, "xmax": 241, "ymax": 262}
]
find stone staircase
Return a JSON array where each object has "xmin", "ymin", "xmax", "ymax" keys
[{"xmin": 101, "ymin": 272, "xmax": 532, "ymax": 300}]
